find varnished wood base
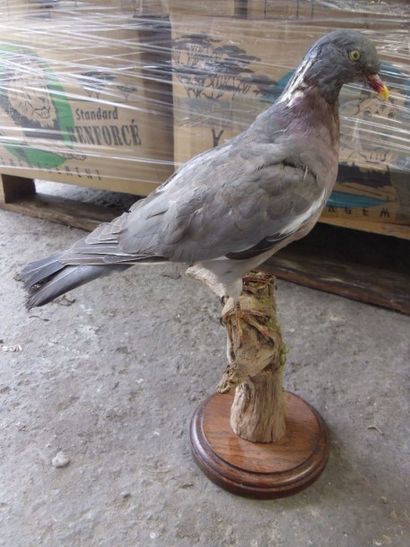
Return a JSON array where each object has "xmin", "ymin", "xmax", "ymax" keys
[{"xmin": 190, "ymin": 391, "xmax": 329, "ymax": 499}]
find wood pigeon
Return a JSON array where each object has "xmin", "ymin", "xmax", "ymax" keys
[{"xmin": 21, "ymin": 30, "xmax": 388, "ymax": 308}]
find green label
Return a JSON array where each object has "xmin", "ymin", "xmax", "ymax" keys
[{"xmin": 0, "ymin": 44, "xmax": 75, "ymax": 168}]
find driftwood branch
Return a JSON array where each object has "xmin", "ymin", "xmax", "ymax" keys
[{"xmin": 218, "ymin": 272, "xmax": 287, "ymax": 443}]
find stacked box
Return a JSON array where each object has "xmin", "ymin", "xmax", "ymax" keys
[
  {"xmin": 0, "ymin": 0, "xmax": 408, "ymax": 235},
  {"xmin": 0, "ymin": 0, "xmax": 174, "ymax": 195}
]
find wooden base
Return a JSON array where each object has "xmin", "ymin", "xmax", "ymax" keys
[{"xmin": 190, "ymin": 391, "xmax": 329, "ymax": 499}]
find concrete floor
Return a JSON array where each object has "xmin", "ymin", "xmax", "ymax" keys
[{"xmin": 0, "ymin": 207, "xmax": 409, "ymax": 547}]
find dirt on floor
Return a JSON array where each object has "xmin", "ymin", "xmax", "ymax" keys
[{"xmin": 0, "ymin": 208, "xmax": 409, "ymax": 547}]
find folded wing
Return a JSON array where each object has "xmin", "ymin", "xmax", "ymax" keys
[{"xmin": 59, "ymin": 143, "xmax": 324, "ymax": 267}]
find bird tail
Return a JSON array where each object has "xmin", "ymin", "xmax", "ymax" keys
[{"xmin": 20, "ymin": 252, "xmax": 129, "ymax": 309}]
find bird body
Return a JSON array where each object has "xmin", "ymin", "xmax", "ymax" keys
[{"xmin": 21, "ymin": 30, "xmax": 388, "ymax": 308}]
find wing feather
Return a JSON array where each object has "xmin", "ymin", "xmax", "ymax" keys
[{"xmin": 59, "ymin": 141, "xmax": 325, "ymax": 267}]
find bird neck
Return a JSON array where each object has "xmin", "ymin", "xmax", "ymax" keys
[
  {"xmin": 275, "ymin": 57, "xmax": 340, "ymax": 147},
  {"xmin": 280, "ymin": 55, "xmax": 344, "ymax": 106}
]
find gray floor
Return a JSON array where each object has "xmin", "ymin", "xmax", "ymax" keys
[{"xmin": 0, "ymin": 208, "xmax": 409, "ymax": 547}]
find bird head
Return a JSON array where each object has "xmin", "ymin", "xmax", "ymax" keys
[{"xmin": 293, "ymin": 30, "xmax": 389, "ymax": 103}]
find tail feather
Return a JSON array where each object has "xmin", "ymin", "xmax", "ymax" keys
[
  {"xmin": 20, "ymin": 252, "xmax": 65, "ymax": 287},
  {"xmin": 21, "ymin": 253, "xmax": 129, "ymax": 309}
]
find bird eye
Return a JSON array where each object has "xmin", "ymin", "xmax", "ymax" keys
[{"xmin": 349, "ymin": 50, "xmax": 361, "ymax": 62}]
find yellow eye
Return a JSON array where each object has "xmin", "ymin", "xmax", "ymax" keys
[{"xmin": 349, "ymin": 50, "xmax": 361, "ymax": 62}]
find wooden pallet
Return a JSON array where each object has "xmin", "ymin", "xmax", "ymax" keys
[
  {"xmin": 1, "ymin": 173, "xmax": 409, "ymax": 315},
  {"xmin": 0, "ymin": 174, "xmax": 120, "ymax": 231},
  {"xmin": 263, "ymin": 224, "xmax": 410, "ymax": 315},
  {"xmin": 318, "ymin": 215, "xmax": 410, "ymax": 241}
]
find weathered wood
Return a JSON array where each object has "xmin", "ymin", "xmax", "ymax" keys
[
  {"xmin": 218, "ymin": 272, "xmax": 286, "ymax": 443},
  {"xmin": 263, "ymin": 223, "xmax": 410, "ymax": 315},
  {"xmin": 0, "ymin": 168, "xmax": 160, "ymax": 197},
  {"xmin": 0, "ymin": 192, "xmax": 119, "ymax": 231},
  {"xmin": 190, "ymin": 391, "xmax": 329, "ymax": 499},
  {"xmin": 320, "ymin": 216, "xmax": 410, "ymax": 240},
  {"xmin": 263, "ymin": 254, "xmax": 410, "ymax": 315},
  {"xmin": 0, "ymin": 174, "xmax": 35, "ymax": 203},
  {"xmin": 230, "ymin": 367, "xmax": 286, "ymax": 443}
]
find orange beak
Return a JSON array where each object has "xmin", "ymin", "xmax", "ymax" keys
[{"xmin": 367, "ymin": 74, "xmax": 389, "ymax": 100}]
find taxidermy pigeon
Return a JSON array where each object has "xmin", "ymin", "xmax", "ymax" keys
[{"xmin": 21, "ymin": 30, "xmax": 388, "ymax": 309}]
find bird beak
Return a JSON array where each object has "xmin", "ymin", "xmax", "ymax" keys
[{"xmin": 367, "ymin": 74, "xmax": 389, "ymax": 100}]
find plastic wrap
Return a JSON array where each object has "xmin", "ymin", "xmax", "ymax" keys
[
  {"xmin": 0, "ymin": 0, "xmax": 175, "ymax": 195},
  {"xmin": 0, "ymin": 1, "xmax": 409, "ymax": 230}
]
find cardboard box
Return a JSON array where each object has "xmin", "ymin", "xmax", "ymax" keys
[
  {"xmin": 171, "ymin": 15, "xmax": 410, "ymax": 237},
  {"xmin": 164, "ymin": 0, "xmax": 242, "ymax": 17},
  {"xmin": 246, "ymin": 0, "xmax": 409, "ymax": 27},
  {"xmin": 0, "ymin": 1, "xmax": 174, "ymax": 196}
]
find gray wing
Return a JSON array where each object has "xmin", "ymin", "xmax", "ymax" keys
[{"xmin": 60, "ymin": 142, "xmax": 324, "ymax": 266}]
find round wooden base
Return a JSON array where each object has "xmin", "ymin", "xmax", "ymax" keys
[{"xmin": 190, "ymin": 391, "xmax": 329, "ymax": 499}]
